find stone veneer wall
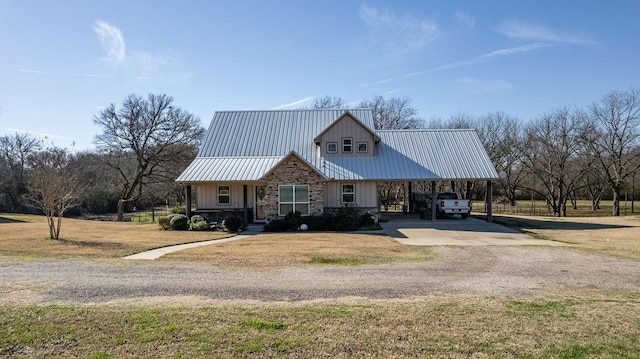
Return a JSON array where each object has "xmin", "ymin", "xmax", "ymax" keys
[{"xmin": 263, "ymin": 157, "xmax": 325, "ymax": 221}]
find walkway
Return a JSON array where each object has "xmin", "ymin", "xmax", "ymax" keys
[{"xmin": 124, "ymin": 225, "xmax": 262, "ymax": 260}]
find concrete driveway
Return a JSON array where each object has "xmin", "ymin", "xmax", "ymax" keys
[{"xmin": 380, "ymin": 216, "xmax": 565, "ymax": 246}]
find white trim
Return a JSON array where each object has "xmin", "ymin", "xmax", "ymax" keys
[
  {"xmin": 217, "ymin": 185, "xmax": 230, "ymax": 205},
  {"xmin": 342, "ymin": 138, "xmax": 353, "ymax": 153},
  {"xmin": 278, "ymin": 184, "xmax": 310, "ymax": 216},
  {"xmin": 341, "ymin": 183, "xmax": 355, "ymax": 203}
]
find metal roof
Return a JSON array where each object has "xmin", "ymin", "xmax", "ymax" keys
[
  {"xmin": 374, "ymin": 130, "xmax": 500, "ymax": 180},
  {"xmin": 177, "ymin": 110, "xmax": 499, "ymax": 183},
  {"xmin": 197, "ymin": 109, "xmax": 375, "ymax": 159},
  {"xmin": 176, "ymin": 156, "xmax": 284, "ymax": 182}
]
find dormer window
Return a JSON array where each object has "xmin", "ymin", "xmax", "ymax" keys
[
  {"xmin": 326, "ymin": 142, "xmax": 337, "ymax": 154},
  {"xmin": 357, "ymin": 142, "xmax": 368, "ymax": 153},
  {"xmin": 342, "ymin": 138, "xmax": 353, "ymax": 153}
]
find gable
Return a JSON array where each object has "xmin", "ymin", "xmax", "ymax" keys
[
  {"xmin": 313, "ymin": 111, "xmax": 380, "ymax": 144},
  {"xmin": 314, "ymin": 112, "xmax": 381, "ymax": 157}
]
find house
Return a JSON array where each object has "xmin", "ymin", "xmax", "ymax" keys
[{"xmin": 176, "ymin": 109, "xmax": 499, "ymax": 224}]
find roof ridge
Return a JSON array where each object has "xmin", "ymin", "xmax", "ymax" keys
[{"xmin": 215, "ymin": 108, "xmax": 371, "ymax": 113}]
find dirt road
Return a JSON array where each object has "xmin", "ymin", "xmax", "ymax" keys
[{"xmin": 1, "ymin": 246, "xmax": 639, "ymax": 305}]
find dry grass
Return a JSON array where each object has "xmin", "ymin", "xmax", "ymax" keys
[
  {"xmin": 2, "ymin": 291, "xmax": 639, "ymax": 358},
  {"xmin": 493, "ymin": 214, "xmax": 640, "ymax": 260},
  {"xmin": 0, "ymin": 213, "xmax": 231, "ymax": 258},
  {"xmin": 165, "ymin": 232, "xmax": 433, "ymax": 269}
]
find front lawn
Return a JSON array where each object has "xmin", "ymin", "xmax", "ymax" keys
[{"xmin": 0, "ymin": 213, "xmax": 231, "ymax": 258}]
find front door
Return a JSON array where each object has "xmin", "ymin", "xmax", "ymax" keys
[{"xmin": 255, "ymin": 186, "xmax": 266, "ymax": 221}]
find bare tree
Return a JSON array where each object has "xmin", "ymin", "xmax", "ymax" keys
[
  {"xmin": 520, "ymin": 107, "xmax": 590, "ymax": 216},
  {"xmin": 0, "ymin": 133, "xmax": 42, "ymax": 211},
  {"xmin": 586, "ymin": 88, "xmax": 640, "ymax": 216},
  {"xmin": 311, "ymin": 95, "xmax": 347, "ymax": 109},
  {"xmin": 94, "ymin": 94, "xmax": 205, "ymax": 221},
  {"xmin": 26, "ymin": 148, "xmax": 83, "ymax": 239},
  {"xmin": 359, "ymin": 94, "xmax": 423, "ymax": 130},
  {"xmin": 476, "ymin": 112, "xmax": 527, "ymax": 206}
]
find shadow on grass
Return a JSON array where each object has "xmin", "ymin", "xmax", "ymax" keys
[
  {"xmin": 489, "ymin": 215, "xmax": 636, "ymax": 232},
  {"xmin": 0, "ymin": 216, "xmax": 26, "ymax": 223},
  {"xmin": 57, "ymin": 238, "xmax": 125, "ymax": 249}
]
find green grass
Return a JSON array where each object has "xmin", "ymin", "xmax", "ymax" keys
[
  {"xmin": 309, "ymin": 255, "xmax": 367, "ymax": 266},
  {"xmin": 2, "ymin": 293, "xmax": 639, "ymax": 358}
]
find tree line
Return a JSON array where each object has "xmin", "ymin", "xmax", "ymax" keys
[
  {"xmin": 312, "ymin": 89, "xmax": 640, "ymax": 217},
  {"xmin": 1, "ymin": 89, "xmax": 639, "ymax": 239}
]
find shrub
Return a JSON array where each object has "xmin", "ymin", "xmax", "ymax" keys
[
  {"xmin": 171, "ymin": 206, "xmax": 186, "ymax": 215},
  {"xmin": 169, "ymin": 214, "xmax": 189, "ymax": 231},
  {"xmin": 332, "ymin": 206, "xmax": 361, "ymax": 231},
  {"xmin": 158, "ymin": 216, "xmax": 171, "ymax": 230},
  {"xmin": 359, "ymin": 212, "xmax": 376, "ymax": 227},
  {"xmin": 284, "ymin": 211, "xmax": 302, "ymax": 231},
  {"xmin": 305, "ymin": 214, "xmax": 333, "ymax": 231},
  {"xmin": 190, "ymin": 220, "xmax": 209, "ymax": 231},
  {"xmin": 264, "ymin": 219, "xmax": 288, "ymax": 232},
  {"xmin": 191, "ymin": 214, "xmax": 206, "ymax": 223},
  {"xmin": 223, "ymin": 216, "xmax": 243, "ymax": 232}
]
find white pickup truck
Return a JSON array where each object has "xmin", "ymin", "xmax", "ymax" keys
[{"xmin": 430, "ymin": 193, "xmax": 471, "ymax": 219}]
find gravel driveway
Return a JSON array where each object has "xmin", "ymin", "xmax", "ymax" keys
[{"xmin": 1, "ymin": 246, "xmax": 639, "ymax": 305}]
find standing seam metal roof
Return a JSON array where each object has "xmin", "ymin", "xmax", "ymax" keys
[{"xmin": 177, "ymin": 109, "xmax": 499, "ymax": 183}]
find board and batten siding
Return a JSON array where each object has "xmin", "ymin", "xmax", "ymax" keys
[
  {"xmin": 196, "ymin": 183, "xmax": 255, "ymax": 209},
  {"xmin": 323, "ymin": 181, "xmax": 377, "ymax": 208},
  {"xmin": 320, "ymin": 115, "xmax": 376, "ymax": 157}
]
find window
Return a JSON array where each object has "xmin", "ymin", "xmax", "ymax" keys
[
  {"xmin": 217, "ymin": 185, "xmax": 230, "ymax": 204},
  {"xmin": 342, "ymin": 138, "xmax": 353, "ymax": 153},
  {"xmin": 357, "ymin": 142, "xmax": 368, "ymax": 153},
  {"xmin": 279, "ymin": 185, "xmax": 309, "ymax": 215},
  {"xmin": 326, "ymin": 142, "xmax": 337, "ymax": 153},
  {"xmin": 342, "ymin": 184, "xmax": 355, "ymax": 203}
]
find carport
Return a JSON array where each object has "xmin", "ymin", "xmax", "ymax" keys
[{"xmin": 374, "ymin": 130, "xmax": 500, "ymax": 222}]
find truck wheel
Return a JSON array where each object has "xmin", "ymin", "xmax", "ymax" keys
[{"xmin": 461, "ymin": 214, "xmax": 469, "ymax": 219}]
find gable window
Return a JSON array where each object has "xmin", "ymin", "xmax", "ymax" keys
[
  {"xmin": 342, "ymin": 184, "xmax": 355, "ymax": 203},
  {"xmin": 357, "ymin": 142, "xmax": 368, "ymax": 153},
  {"xmin": 218, "ymin": 185, "xmax": 230, "ymax": 204},
  {"xmin": 342, "ymin": 138, "xmax": 353, "ymax": 153},
  {"xmin": 279, "ymin": 185, "xmax": 309, "ymax": 215},
  {"xmin": 326, "ymin": 142, "xmax": 337, "ymax": 154}
]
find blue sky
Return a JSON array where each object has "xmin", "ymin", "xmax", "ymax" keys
[{"xmin": 1, "ymin": 0, "xmax": 639, "ymax": 151}]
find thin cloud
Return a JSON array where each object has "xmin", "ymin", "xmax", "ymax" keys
[
  {"xmin": 404, "ymin": 42, "xmax": 550, "ymax": 78},
  {"xmin": 272, "ymin": 96, "xmax": 314, "ymax": 110},
  {"xmin": 17, "ymin": 68, "xmax": 48, "ymax": 74},
  {"xmin": 18, "ymin": 68, "xmax": 109, "ymax": 78},
  {"xmin": 358, "ymin": 4, "xmax": 438, "ymax": 54},
  {"xmin": 356, "ymin": 77, "xmax": 394, "ymax": 88},
  {"xmin": 498, "ymin": 20, "xmax": 595, "ymax": 45},
  {"xmin": 1, "ymin": 127, "xmax": 69, "ymax": 140},
  {"xmin": 478, "ymin": 42, "xmax": 552, "ymax": 59},
  {"xmin": 93, "ymin": 20, "xmax": 126, "ymax": 64}
]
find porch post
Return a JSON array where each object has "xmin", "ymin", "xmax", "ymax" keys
[
  {"xmin": 431, "ymin": 180, "xmax": 437, "ymax": 221},
  {"xmin": 185, "ymin": 185, "xmax": 192, "ymax": 218},
  {"xmin": 451, "ymin": 181, "xmax": 456, "ymax": 192},
  {"xmin": 466, "ymin": 181, "xmax": 472, "ymax": 200},
  {"xmin": 243, "ymin": 185, "xmax": 248, "ymax": 228},
  {"xmin": 407, "ymin": 181, "xmax": 412, "ymax": 213},
  {"xmin": 486, "ymin": 180, "xmax": 493, "ymax": 222}
]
